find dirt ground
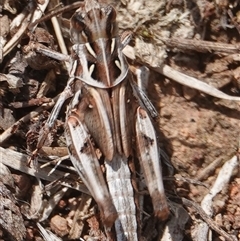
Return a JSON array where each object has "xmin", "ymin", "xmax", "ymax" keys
[{"xmin": 0, "ymin": 0, "xmax": 240, "ymax": 241}]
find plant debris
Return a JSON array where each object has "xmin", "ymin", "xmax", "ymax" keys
[{"xmin": 0, "ymin": 0, "xmax": 239, "ymax": 240}]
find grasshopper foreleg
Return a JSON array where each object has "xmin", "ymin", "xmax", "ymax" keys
[{"xmin": 31, "ymin": 81, "xmax": 74, "ymax": 162}]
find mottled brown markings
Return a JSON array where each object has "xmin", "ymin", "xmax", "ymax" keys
[
  {"xmin": 143, "ymin": 134, "xmax": 154, "ymax": 146},
  {"xmin": 76, "ymin": 140, "xmax": 99, "ymax": 176},
  {"xmin": 80, "ymin": 140, "xmax": 91, "ymax": 153},
  {"xmin": 138, "ymin": 107, "xmax": 147, "ymax": 119}
]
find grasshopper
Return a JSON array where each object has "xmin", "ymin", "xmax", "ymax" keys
[{"xmin": 33, "ymin": 0, "xmax": 169, "ymax": 239}]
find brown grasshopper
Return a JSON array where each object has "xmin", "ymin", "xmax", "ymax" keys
[{"xmin": 33, "ymin": 0, "xmax": 169, "ymax": 239}]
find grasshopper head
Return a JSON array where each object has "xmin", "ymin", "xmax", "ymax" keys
[{"xmin": 70, "ymin": 0, "xmax": 129, "ymax": 88}]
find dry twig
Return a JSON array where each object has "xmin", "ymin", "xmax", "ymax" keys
[
  {"xmin": 198, "ymin": 155, "xmax": 239, "ymax": 241},
  {"xmin": 182, "ymin": 197, "xmax": 237, "ymax": 241},
  {"xmin": 123, "ymin": 45, "xmax": 240, "ymax": 101},
  {"xmin": 0, "ymin": 96, "xmax": 57, "ymax": 144},
  {"xmin": 0, "ymin": 147, "xmax": 89, "ymax": 194},
  {"xmin": 160, "ymin": 37, "xmax": 240, "ymax": 55}
]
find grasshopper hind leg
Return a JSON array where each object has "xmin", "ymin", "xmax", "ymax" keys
[
  {"xmin": 135, "ymin": 106, "xmax": 169, "ymax": 220},
  {"xmin": 65, "ymin": 111, "xmax": 118, "ymax": 227}
]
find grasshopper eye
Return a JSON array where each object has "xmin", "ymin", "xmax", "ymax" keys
[
  {"xmin": 71, "ymin": 14, "xmax": 85, "ymax": 32},
  {"xmin": 106, "ymin": 5, "xmax": 116, "ymax": 22},
  {"xmin": 70, "ymin": 13, "xmax": 89, "ymax": 43}
]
